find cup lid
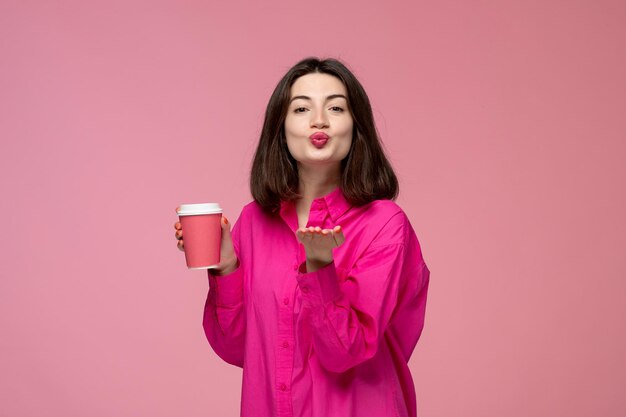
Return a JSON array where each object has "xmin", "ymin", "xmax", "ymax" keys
[{"xmin": 177, "ymin": 203, "xmax": 222, "ymax": 216}]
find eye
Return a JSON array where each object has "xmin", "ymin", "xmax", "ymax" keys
[
  {"xmin": 330, "ymin": 106, "xmax": 344, "ymax": 112},
  {"xmin": 294, "ymin": 107, "xmax": 308, "ymax": 113}
]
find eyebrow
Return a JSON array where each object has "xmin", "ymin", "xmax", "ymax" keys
[{"xmin": 289, "ymin": 94, "xmax": 348, "ymax": 103}]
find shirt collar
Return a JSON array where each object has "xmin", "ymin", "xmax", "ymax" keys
[
  {"xmin": 322, "ymin": 186, "xmax": 352, "ymax": 222},
  {"xmin": 279, "ymin": 187, "xmax": 352, "ymax": 227}
]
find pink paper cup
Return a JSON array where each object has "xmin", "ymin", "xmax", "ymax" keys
[{"xmin": 177, "ymin": 203, "xmax": 222, "ymax": 269}]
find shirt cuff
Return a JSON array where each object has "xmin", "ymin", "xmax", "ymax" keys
[
  {"xmin": 207, "ymin": 266, "xmax": 244, "ymax": 306},
  {"xmin": 296, "ymin": 261, "xmax": 342, "ymax": 307}
]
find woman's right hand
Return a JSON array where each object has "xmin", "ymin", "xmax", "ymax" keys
[{"xmin": 174, "ymin": 212, "xmax": 239, "ymax": 275}]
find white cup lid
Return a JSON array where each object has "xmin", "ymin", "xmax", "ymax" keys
[{"xmin": 177, "ymin": 203, "xmax": 222, "ymax": 216}]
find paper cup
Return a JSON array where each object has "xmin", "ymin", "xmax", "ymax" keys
[{"xmin": 177, "ymin": 203, "xmax": 222, "ymax": 269}]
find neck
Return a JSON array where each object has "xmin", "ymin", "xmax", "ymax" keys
[{"xmin": 297, "ymin": 163, "xmax": 341, "ymax": 201}]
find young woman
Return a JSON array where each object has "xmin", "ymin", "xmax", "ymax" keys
[{"xmin": 174, "ymin": 57, "xmax": 430, "ymax": 417}]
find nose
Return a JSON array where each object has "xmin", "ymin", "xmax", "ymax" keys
[{"xmin": 310, "ymin": 109, "xmax": 329, "ymax": 129}]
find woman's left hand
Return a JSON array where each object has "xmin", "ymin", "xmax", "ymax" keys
[{"xmin": 296, "ymin": 226, "xmax": 345, "ymax": 272}]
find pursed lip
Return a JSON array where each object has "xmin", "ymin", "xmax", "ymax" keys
[{"xmin": 309, "ymin": 132, "xmax": 329, "ymax": 140}]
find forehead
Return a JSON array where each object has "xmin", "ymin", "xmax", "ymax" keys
[{"xmin": 290, "ymin": 73, "xmax": 347, "ymax": 97}]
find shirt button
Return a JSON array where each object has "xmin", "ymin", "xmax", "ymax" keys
[
  {"xmin": 279, "ymin": 383, "xmax": 287, "ymax": 391},
  {"xmin": 301, "ymin": 286, "xmax": 309, "ymax": 294},
  {"xmin": 283, "ymin": 297, "xmax": 289, "ymax": 305},
  {"xmin": 282, "ymin": 341, "xmax": 289, "ymax": 348},
  {"xmin": 293, "ymin": 263, "xmax": 299, "ymax": 271}
]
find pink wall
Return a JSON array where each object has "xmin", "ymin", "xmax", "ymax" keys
[{"xmin": 1, "ymin": 0, "xmax": 625, "ymax": 416}]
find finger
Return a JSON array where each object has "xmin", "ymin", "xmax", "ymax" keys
[
  {"xmin": 314, "ymin": 226, "xmax": 322, "ymax": 233},
  {"xmin": 174, "ymin": 222, "xmax": 181, "ymax": 230},
  {"xmin": 221, "ymin": 216, "xmax": 232, "ymax": 232},
  {"xmin": 177, "ymin": 240, "xmax": 184, "ymax": 251},
  {"xmin": 221, "ymin": 216, "xmax": 234, "ymax": 248},
  {"xmin": 175, "ymin": 230, "xmax": 183, "ymax": 239}
]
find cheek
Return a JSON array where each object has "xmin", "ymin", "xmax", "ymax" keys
[
  {"xmin": 285, "ymin": 135, "xmax": 298, "ymax": 158},
  {"xmin": 340, "ymin": 117, "xmax": 354, "ymax": 136},
  {"xmin": 340, "ymin": 139, "xmax": 352, "ymax": 158},
  {"xmin": 340, "ymin": 122, "xmax": 353, "ymax": 157},
  {"xmin": 284, "ymin": 117, "xmax": 298, "ymax": 146},
  {"xmin": 283, "ymin": 117, "xmax": 294, "ymax": 136},
  {"xmin": 284, "ymin": 117, "xmax": 304, "ymax": 140},
  {"xmin": 284, "ymin": 133, "xmax": 301, "ymax": 159},
  {"xmin": 341, "ymin": 120, "xmax": 354, "ymax": 144}
]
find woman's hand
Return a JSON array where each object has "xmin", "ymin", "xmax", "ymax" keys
[
  {"xmin": 174, "ymin": 219, "xmax": 185, "ymax": 251},
  {"xmin": 296, "ymin": 226, "xmax": 345, "ymax": 272},
  {"xmin": 174, "ymin": 211, "xmax": 239, "ymax": 275}
]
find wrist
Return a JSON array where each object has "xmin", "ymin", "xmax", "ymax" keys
[
  {"xmin": 305, "ymin": 257, "xmax": 333, "ymax": 273},
  {"xmin": 306, "ymin": 249, "xmax": 332, "ymax": 263}
]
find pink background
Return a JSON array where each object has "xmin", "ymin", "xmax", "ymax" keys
[{"xmin": 1, "ymin": 0, "xmax": 625, "ymax": 416}]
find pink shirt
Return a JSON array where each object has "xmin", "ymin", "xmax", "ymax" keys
[{"xmin": 203, "ymin": 187, "xmax": 430, "ymax": 417}]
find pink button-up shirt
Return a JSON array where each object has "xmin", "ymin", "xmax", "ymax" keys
[{"xmin": 203, "ymin": 187, "xmax": 430, "ymax": 417}]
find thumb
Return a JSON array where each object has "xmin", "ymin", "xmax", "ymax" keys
[
  {"xmin": 220, "ymin": 215, "xmax": 234, "ymax": 246},
  {"xmin": 221, "ymin": 215, "xmax": 232, "ymax": 234},
  {"xmin": 332, "ymin": 225, "xmax": 345, "ymax": 248},
  {"xmin": 219, "ymin": 216, "xmax": 237, "ymax": 264}
]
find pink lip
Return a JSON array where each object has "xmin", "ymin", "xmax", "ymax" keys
[
  {"xmin": 309, "ymin": 132, "xmax": 330, "ymax": 149},
  {"xmin": 309, "ymin": 132, "xmax": 329, "ymax": 140}
]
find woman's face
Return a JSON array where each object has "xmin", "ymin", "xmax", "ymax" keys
[{"xmin": 284, "ymin": 73, "xmax": 353, "ymax": 170}]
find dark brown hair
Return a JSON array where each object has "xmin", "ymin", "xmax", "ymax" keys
[{"xmin": 250, "ymin": 57, "xmax": 399, "ymax": 212}]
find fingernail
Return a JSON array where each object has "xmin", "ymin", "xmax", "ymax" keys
[{"xmin": 223, "ymin": 216, "xmax": 229, "ymax": 225}]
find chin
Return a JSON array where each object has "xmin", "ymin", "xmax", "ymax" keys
[{"xmin": 297, "ymin": 154, "xmax": 341, "ymax": 165}]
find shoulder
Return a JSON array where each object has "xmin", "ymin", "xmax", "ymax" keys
[
  {"xmin": 359, "ymin": 200, "xmax": 427, "ymax": 266},
  {"xmin": 236, "ymin": 200, "xmax": 277, "ymax": 226},
  {"xmin": 240, "ymin": 200, "xmax": 263, "ymax": 216},
  {"xmin": 353, "ymin": 199, "xmax": 413, "ymax": 247},
  {"xmin": 364, "ymin": 199, "xmax": 405, "ymax": 219}
]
